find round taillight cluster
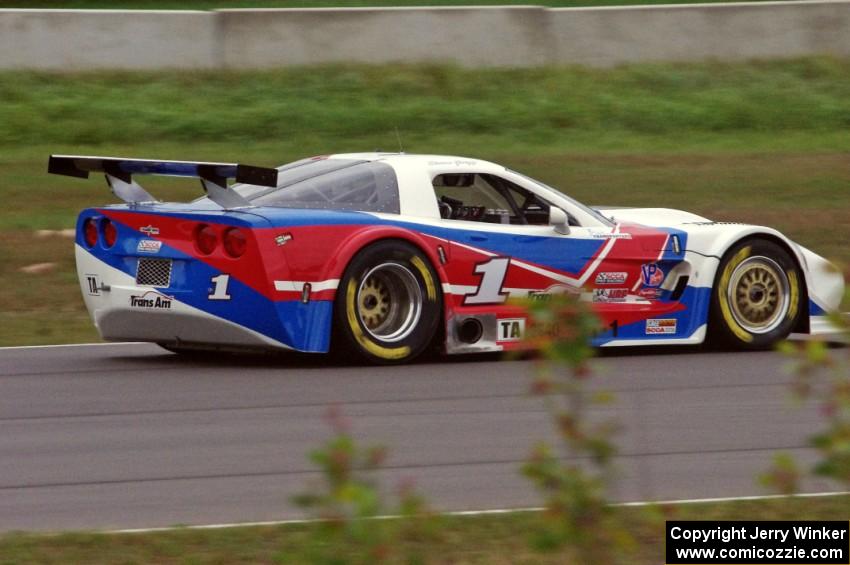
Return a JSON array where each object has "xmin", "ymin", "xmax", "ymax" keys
[
  {"xmin": 80, "ymin": 218, "xmax": 247, "ymax": 257},
  {"xmin": 194, "ymin": 224, "xmax": 247, "ymax": 258},
  {"xmin": 223, "ymin": 227, "xmax": 247, "ymax": 258},
  {"xmin": 82, "ymin": 217, "xmax": 118, "ymax": 248},
  {"xmin": 195, "ymin": 224, "xmax": 248, "ymax": 259},
  {"xmin": 194, "ymin": 224, "xmax": 218, "ymax": 255},
  {"xmin": 102, "ymin": 218, "xmax": 117, "ymax": 248},
  {"xmin": 83, "ymin": 218, "xmax": 98, "ymax": 248}
]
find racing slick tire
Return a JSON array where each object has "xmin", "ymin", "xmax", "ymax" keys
[
  {"xmin": 334, "ymin": 240, "xmax": 442, "ymax": 365},
  {"xmin": 708, "ymin": 238, "xmax": 804, "ymax": 350}
]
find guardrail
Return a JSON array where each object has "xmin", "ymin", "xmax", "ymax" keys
[{"xmin": 1, "ymin": 2, "xmax": 849, "ymax": 70}]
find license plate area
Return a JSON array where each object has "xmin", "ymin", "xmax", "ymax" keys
[{"xmin": 136, "ymin": 258, "xmax": 172, "ymax": 288}]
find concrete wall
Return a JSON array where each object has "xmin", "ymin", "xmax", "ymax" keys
[
  {"xmin": 219, "ymin": 7, "xmax": 553, "ymax": 68},
  {"xmin": 551, "ymin": 1, "xmax": 850, "ymax": 66},
  {"xmin": 0, "ymin": 10, "xmax": 217, "ymax": 70},
  {"xmin": 1, "ymin": 2, "xmax": 849, "ymax": 70}
]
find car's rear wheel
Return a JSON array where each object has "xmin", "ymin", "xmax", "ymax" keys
[
  {"xmin": 334, "ymin": 241, "xmax": 442, "ymax": 364},
  {"xmin": 709, "ymin": 238, "xmax": 803, "ymax": 349}
]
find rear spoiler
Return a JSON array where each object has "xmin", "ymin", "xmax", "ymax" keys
[{"xmin": 48, "ymin": 155, "xmax": 279, "ymax": 209}]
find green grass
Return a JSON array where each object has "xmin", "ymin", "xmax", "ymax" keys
[
  {"xmin": 1, "ymin": 59, "xmax": 848, "ymax": 345},
  {"xmin": 0, "ymin": 0, "xmax": 790, "ymax": 9},
  {"xmin": 5, "ymin": 60, "xmax": 850, "ymax": 147},
  {"xmin": 0, "ymin": 495, "xmax": 848, "ymax": 563}
]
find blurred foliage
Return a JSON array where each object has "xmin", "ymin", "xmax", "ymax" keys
[
  {"xmin": 760, "ymin": 452, "xmax": 803, "ymax": 498},
  {"xmin": 519, "ymin": 294, "xmax": 634, "ymax": 562},
  {"xmin": 2, "ymin": 495, "xmax": 850, "ymax": 563},
  {"xmin": 293, "ymin": 405, "xmax": 438, "ymax": 564},
  {"xmin": 763, "ymin": 292, "xmax": 850, "ymax": 493}
]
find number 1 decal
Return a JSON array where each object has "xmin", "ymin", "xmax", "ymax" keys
[
  {"xmin": 208, "ymin": 274, "xmax": 232, "ymax": 301},
  {"xmin": 464, "ymin": 257, "xmax": 510, "ymax": 305}
]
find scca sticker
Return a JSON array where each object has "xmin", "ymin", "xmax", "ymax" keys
[
  {"xmin": 641, "ymin": 263, "xmax": 664, "ymax": 287},
  {"xmin": 595, "ymin": 272, "xmax": 628, "ymax": 285},
  {"xmin": 498, "ymin": 318, "xmax": 525, "ymax": 342},
  {"xmin": 646, "ymin": 318, "xmax": 676, "ymax": 334},
  {"xmin": 137, "ymin": 239, "xmax": 162, "ymax": 254}
]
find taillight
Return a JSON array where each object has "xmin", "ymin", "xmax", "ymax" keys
[
  {"xmin": 194, "ymin": 224, "xmax": 217, "ymax": 255},
  {"xmin": 102, "ymin": 218, "xmax": 117, "ymax": 248},
  {"xmin": 83, "ymin": 218, "xmax": 98, "ymax": 248},
  {"xmin": 223, "ymin": 227, "xmax": 247, "ymax": 258}
]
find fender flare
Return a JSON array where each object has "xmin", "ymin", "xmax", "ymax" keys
[
  {"xmin": 709, "ymin": 232, "xmax": 810, "ymax": 333},
  {"xmin": 320, "ymin": 225, "xmax": 454, "ymax": 318}
]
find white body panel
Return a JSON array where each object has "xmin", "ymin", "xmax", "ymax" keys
[
  {"xmin": 76, "ymin": 244, "xmax": 290, "ymax": 349},
  {"xmin": 604, "ymin": 207, "xmax": 845, "ymax": 330}
]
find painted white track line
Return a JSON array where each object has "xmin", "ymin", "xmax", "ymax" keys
[{"xmin": 105, "ymin": 491, "xmax": 850, "ymax": 535}]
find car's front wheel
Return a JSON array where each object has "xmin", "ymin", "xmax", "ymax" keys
[
  {"xmin": 334, "ymin": 241, "xmax": 442, "ymax": 364},
  {"xmin": 709, "ymin": 238, "xmax": 803, "ymax": 349}
]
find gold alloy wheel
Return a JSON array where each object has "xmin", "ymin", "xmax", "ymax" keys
[
  {"xmin": 357, "ymin": 262, "xmax": 422, "ymax": 342},
  {"xmin": 727, "ymin": 256, "xmax": 791, "ymax": 334},
  {"xmin": 358, "ymin": 278, "xmax": 388, "ymax": 330}
]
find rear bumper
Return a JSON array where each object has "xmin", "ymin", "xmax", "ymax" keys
[{"xmin": 76, "ymin": 244, "xmax": 293, "ymax": 351}]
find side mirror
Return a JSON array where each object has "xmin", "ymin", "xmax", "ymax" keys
[{"xmin": 549, "ymin": 207, "xmax": 570, "ymax": 235}]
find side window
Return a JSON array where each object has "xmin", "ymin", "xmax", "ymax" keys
[
  {"xmin": 433, "ymin": 173, "xmax": 553, "ymax": 225},
  {"xmin": 251, "ymin": 161, "xmax": 400, "ymax": 214}
]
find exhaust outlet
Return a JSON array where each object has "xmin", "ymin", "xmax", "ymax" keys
[{"xmin": 457, "ymin": 318, "xmax": 484, "ymax": 344}]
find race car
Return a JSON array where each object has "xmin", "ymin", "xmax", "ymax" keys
[{"xmin": 50, "ymin": 152, "xmax": 844, "ymax": 364}]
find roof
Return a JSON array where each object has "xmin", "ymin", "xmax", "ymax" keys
[{"xmin": 327, "ymin": 152, "xmax": 505, "ymax": 173}]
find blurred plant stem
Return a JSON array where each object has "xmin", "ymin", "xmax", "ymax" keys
[
  {"xmin": 293, "ymin": 405, "xmax": 437, "ymax": 564},
  {"xmin": 762, "ymin": 278, "xmax": 850, "ymax": 495},
  {"xmin": 520, "ymin": 294, "xmax": 635, "ymax": 562}
]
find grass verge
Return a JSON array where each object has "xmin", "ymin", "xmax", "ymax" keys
[{"xmin": 1, "ymin": 495, "xmax": 848, "ymax": 563}]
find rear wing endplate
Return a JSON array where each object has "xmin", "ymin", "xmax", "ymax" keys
[{"xmin": 48, "ymin": 155, "xmax": 279, "ymax": 209}]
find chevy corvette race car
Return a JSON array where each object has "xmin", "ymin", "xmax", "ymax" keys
[{"xmin": 50, "ymin": 153, "xmax": 844, "ymax": 364}]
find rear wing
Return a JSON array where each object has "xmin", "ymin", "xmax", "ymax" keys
[{"xmin": 48, "ymin": 155, "xmax": 279, "ymax": 209}]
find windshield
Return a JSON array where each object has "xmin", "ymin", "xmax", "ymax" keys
[
  {"xmin": 227, "ymin": 158, "xmax": 400, "ymax": 214},
  {"xmin": 510, "ymin": 171, "xmax": 613, "ymax": 227}
]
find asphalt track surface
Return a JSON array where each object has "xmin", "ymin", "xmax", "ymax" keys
[{"xmin": 0, "ymin": 343, "xmax": 843, "ymax": 532}]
